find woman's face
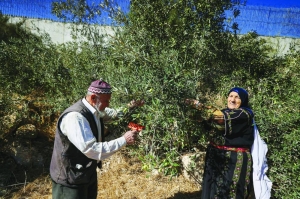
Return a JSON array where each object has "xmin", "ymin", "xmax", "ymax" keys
[{"xmin": 227, "ymin": 91, "xmax": 242, "ymax": 109}]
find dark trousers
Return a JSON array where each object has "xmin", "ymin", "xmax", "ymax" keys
[{"xmin": 52, "ymin": 179, "xmax": 98, "ymax": 199}]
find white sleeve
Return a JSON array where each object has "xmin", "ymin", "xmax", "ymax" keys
[
  {"xmin": 60, "ymin": 112, "xmax": 127, "ymax": 160},
  {"xmin": 103, "ymin": 107, "xmax": 124, "ymax": 121},
  {"xmin": 251, "ymin": 121, "xmax": 272, "ymax": 199},
  {"xmin": 105, "ymin": 107, "xmax": 119, "ymax": 118}
]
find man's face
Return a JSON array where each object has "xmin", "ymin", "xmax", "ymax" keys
[
  {"xmin": 95, "ymin": 93, "xmax": 111, "ymax": 111},
  {"xmin": 227, "ymin": 91, "xmax": 241, "ymax": 109}
]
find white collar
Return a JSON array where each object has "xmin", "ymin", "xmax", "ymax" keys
[{"xmin": 82, "ymin": 98, "xmax": 97, "ymax": 115}]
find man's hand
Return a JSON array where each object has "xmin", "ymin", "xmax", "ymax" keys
[
  {"xmin": 127, "ymin": 100, "xmax": 145, "ymax": 108},
  {"xmin": 123, "ymin": 130, "xmax": 139, "ymax": 145}
]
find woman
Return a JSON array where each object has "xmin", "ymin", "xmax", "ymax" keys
[{"xmin": 186, "ymin": 87, "xmax": 268, "ymax": 199}]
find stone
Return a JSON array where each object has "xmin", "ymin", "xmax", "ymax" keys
[
  {"xmin": 4, "ymin": 141, "xmax": 44, "ymax": 168},
  {"xmin": 15, "ymin": 124, "xmax": 37, "ymax": 139},
  {"xmin": 181, "ymin": 152, "xmax": 206, "ymax": 185}
]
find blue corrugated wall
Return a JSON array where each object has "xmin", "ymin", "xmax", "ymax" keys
[{"xmin": 0, "ymin": 0, "xmax": 299, "ymax": 38}]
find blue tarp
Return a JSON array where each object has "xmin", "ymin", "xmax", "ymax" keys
[{"xmin": 0, "ymin": 0, "xmax": 299, "ymax": 38}]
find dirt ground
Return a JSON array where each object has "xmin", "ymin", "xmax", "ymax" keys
[{"xmin": 1, "ymin": 147, "xmax": 202, "ymax": 199}]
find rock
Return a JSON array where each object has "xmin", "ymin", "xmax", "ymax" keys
[
  {"xmin": 181, "ymin": 152, "xmax": 206, "ymax": 185},
  {"xmin": 4, "ymin": 140, "xmax": 44, "ymax": 168},
  {"xmin": 151, "ymin": 169, "xmax": 160, "ymax": 176},
  {"xmin": 15, "ymin": 124, "xmax": 37, "ymax": 139}
]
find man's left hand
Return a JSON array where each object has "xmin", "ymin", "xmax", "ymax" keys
[{"xmin": 128, "ymin": 100, "xmax": 145, "ymax": 108}]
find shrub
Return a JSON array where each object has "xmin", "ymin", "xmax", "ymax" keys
[
  {"xmin": 1, "ymin": 0, "xmax": 299, "ymax": 197},
  {"xmin": 0, "ymin": 14, "xmax": 71, "ymax": 136}
]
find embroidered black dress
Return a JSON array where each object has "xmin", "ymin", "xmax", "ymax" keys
[{"xmin": 201, "ymin": 108, "xmax": 254, "ymax": 199}]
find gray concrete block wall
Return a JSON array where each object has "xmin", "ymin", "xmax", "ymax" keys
[
  {"xmin": 8, "ymin": 17, "xmax": 73, "ymax": 43},
  {"xmin": 7, "ymin": 16, "xmax": 300, "ymax": 55},
  {"xmin": 8, "ymin": 17, "xmax": 116, "ymax": 44},
  {"xmin": 263, "ymin": 37, "xmax": 300, "ymax": 56}
]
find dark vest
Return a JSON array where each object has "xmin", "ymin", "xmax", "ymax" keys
[{"xmin": 50, "ymin": 99, "xmax": 104, "ymax": 187}]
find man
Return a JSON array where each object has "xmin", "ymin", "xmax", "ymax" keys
[{"xmin": 50, "ymin": 79, "xmax": 141, "ymax": 199}]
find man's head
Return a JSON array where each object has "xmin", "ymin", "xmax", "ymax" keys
[
  {"xmin": 88, "ymin": 79, "xmax": 112, "ymax": 94},
  {"xmin": 86, "ymin": 79, "xmax": 112, "ymax": 115}
]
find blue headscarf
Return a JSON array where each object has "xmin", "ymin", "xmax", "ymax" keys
[{"xmin": 228, "ymin": 87, "xmax": 253, "ymax": 115}]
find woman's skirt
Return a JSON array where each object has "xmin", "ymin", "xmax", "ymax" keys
[{"xmin": 201, "ymin": 144, "xmax": 253, "ymax": 199}]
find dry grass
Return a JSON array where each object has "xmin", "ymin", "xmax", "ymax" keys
[{"xmin": 4, "ymin": 150, "xmax": 201, "ymax": 199}]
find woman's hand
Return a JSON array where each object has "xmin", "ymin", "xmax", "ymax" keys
[
  {"xmin": 185, "ymin": 98, "xmax": 196, "ymax": 106},
  {"xmin": 185, "ymin": 99, "xmax": 203, "ymax": 110}
]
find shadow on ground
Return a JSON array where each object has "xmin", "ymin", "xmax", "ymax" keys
[
  {"xmin": 167, "ymin": 190, "xmax": 202, "ymax": 199},
  {"xmin": 0, "ymin": 135, "xmax": 53, "ymax": 198}
]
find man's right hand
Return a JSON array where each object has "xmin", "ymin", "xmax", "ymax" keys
[{"xmin": 123, "ymin": 130, "xmax": 139, "ymax": 145}]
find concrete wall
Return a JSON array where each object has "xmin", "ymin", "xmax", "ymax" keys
[
  {"xmin": 7, "ymin": 17, "xmax": 300, "ymax": 55},
  {"xmin": 8, "ymin": 17, "xmax": 116, "ymax": 44},
  {"xmin": 263, "ymin": 36, "xmax": 300, "ymax": 56}
]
